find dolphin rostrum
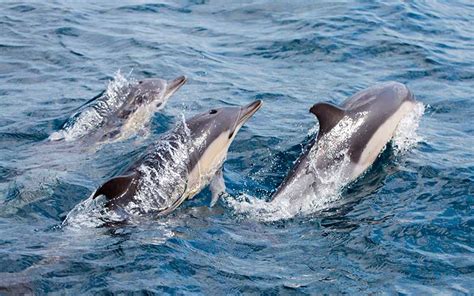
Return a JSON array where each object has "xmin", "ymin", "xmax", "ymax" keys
[
  {"xmin": 66, "ymin": 100, "xmax": 262, "ymax": 222},
  {"xmin": 271, "ymin": 82, "xmax": 417, "ymax": 203},
  {"xmin": 49, "ymin": 75, "xmax": 187, "ymax": 143}
]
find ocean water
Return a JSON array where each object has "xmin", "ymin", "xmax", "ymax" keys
[{"xmin": 1, "ymin": 0, "xmax": 473, "ymax": 294}]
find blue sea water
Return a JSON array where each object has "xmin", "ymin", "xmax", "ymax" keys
[{"xmin": 1, "ymin": 0, "xmax": 473, "ymax": 294}]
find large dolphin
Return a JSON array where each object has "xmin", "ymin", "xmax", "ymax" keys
[
  {"xmin": 66, "ymin": 100, "xmax": 262, "ymax": 222},
  {"xmin": 49, "ymin": 75, "xmax": 187, "ymax": 143},
  {"xmin": 271, "ymin": 82, "xmax": 417, "ymax": 203}
]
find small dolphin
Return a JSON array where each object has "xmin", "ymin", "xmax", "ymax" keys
[
  {"xmin": 49, "ymin": 75, "xmax": 187, "ymax": 143},
  {"xmin": 82, "ymin": 100, "xmax": 262, "ymax": 219},
  {"xmin": 271, "ymin": 82, "xmax": 417, "ymax": 203}
]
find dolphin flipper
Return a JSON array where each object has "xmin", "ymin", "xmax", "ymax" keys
[{"xmin": 209, "ymin": 168, "xmax": 225, "ymax": 207}]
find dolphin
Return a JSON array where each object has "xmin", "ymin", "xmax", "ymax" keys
[
  {"xmin": 271, "ymin": 82, "xmax": 417, "ymax": 203},
  {"xmin": 70, "ymin": 100, "xmax": 262, "ymax": 221},
  {"xmin": 49, "ymin": 75, "xmax": 187, "ymax": 143}
]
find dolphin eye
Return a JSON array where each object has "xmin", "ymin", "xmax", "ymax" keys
[
  {"xmin": 138, "ymin": 81, "xmax": 143, "ymax": 84},
  {"xmin": 209, "ymin": 109, "xmax": 217, "ymax": 114}
]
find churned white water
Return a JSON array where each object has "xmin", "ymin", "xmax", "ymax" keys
[{"xmin": 392, "ymin": 102, "xmax": 425, "ymax": 155}]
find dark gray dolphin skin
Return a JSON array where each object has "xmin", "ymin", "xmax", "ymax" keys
[
  {"xmin": 88, "ymin": 100, "xmax": 262, "ymax": 218},
  {"xmin": 271, "ymin": 82, "xmax": 417, "ymax": 203},
  {"xmin": 49, "ymin": 75, "xmax": 187, "ymax": 143}
]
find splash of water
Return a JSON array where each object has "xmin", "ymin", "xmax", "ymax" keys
[
  {"xmin": 310, "ymin": 112, "xmax": 367, "ymax": 173},
  {"xmin": 125, "ymin": 122, "xmax": 192, "ymax": 216},
  {"xmin": 62, "ymin": 193, "xmax": 111, "ymax": 228},
  {"xmin": 392, "ymin": 102, "xmax": 425, "ymax": 155}
]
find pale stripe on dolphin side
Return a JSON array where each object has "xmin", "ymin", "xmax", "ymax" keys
[{"xmin": 351, "ymin": 100, "xmax": 415, "ymax": 179}]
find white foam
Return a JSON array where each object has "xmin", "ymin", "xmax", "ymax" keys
[
  {"xmin": 225, "ymin": 151, "xmax": 351, "ymax": 222},
  {"xmin": 62, "ymin": 192, "xmax": 113, "ymax": 228},
  {"xmin": 392, "ymin": 102, "xmax": 425, "ymax": 155},
  {"xmin": 61, "ymin": 193, "xmax": 178, "ymax": 242}
]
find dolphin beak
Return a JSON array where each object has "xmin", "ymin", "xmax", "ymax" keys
[
  {"xmin": 237, "ymin": 100, "xmax": 263, "ymax": 126},
  {"xmin": 165, "ymin": 75, "xmax": 187, "ymax": 97}
]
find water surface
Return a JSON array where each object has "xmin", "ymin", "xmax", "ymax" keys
[{"xmin": 1, "ymin": 0, "xmax": 473, "ymax": 294}]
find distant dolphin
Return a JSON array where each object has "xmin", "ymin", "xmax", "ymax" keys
[
  {"xmin": 71, "ymin": 100, "xmax": 262, "ymax": 220},
  {"xmin": 49, "ymin": 75, "xmax": 187, "ymax": 143},
  {"xmin": 271, "ymin": 82, "xmax": 417, "ymax": 203}
]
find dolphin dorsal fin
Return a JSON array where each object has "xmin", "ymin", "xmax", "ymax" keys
[
  {"xmin": 93, "ymin": 174, "xmax": 136, "ymax": 200},
  {"xmin": 309, "ymin": 102, "xmax": 346, "ymax": 137}
]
